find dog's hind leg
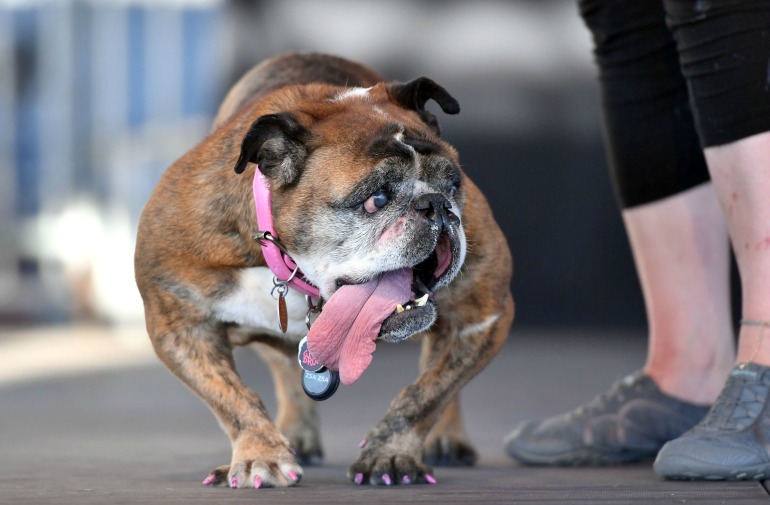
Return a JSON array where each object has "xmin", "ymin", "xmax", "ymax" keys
[
  {"xmin": 422, "ymin": 394, "xmax": 478, "ymax": 467},
  {"xmin": 251, "ymin": 343, "xmax": 324, "ymax": 465}
]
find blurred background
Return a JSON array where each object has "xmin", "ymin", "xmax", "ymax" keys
[{"xmin": 0, "ymin": 0, "xmax": 648, "ymax": 332}]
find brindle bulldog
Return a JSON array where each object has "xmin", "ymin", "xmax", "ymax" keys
[{"xmin": 135, "ymin": 52, "xmax": 513, "ymax": 488}]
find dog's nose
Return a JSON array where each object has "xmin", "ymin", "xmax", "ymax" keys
[{"xmin": 413, "ymin": 193, "xmax": 456, "ymax": 230}]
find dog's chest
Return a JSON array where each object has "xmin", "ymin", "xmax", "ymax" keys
[{"xmin": 215, "ymin": 267, "xmax": 308, "ymax": 339}]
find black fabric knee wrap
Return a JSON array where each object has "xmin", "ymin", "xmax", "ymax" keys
[
  {"xmin": 664, "ymin": 0, "xmax": 770, "ymax": 148},
  {"xmin": 579, "ymin": 0, "xmax": 710, "ymax": 208}
]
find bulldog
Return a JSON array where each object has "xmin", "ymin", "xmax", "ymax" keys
[{"xmin": 134, "ymin": 53, "xmax": 513, "ymax": 488}]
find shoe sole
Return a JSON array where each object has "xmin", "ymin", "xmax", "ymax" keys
[
  {"xmin": 655, "ymin": 453, "xmax": 770, "ymax": 481},
  {"xmin": 506, "ymin": 440, "xmax": 654, "ymax": 466}
]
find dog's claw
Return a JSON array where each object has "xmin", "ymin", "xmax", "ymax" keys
[
  {"xmin": 425, "ymin": 474, "xmax": 437, "ymax": 485},
  {"xmin": 354, "ymin": 473, "xmax": 364, "ymax": 485},
  {"xmin": 202, "ymin": 466, "xmax": 229, "ymax": 486}
]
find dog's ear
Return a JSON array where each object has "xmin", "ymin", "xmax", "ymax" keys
[
  {"xmin": 233, "ymin": 112, "xmax": 311, "ymax": 186},
  {"xmin": 386, "ymin": 77, "xmax": 460, "ymax": 135}
]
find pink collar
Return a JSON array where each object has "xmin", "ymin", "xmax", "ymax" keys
[{"xmin": 253, "ymin": 167, "xmax": 320, "ymax": 298}]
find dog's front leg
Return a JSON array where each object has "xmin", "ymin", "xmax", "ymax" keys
[
  {"xmin": 418, "ymin": 332, "xmax": 479, "ymax": 467},
  {"xmin": 150, "ymin": 321, "xmax": 302, "ymax": 488},
  {"xmin": 348, "ymin": 293, "xmax": 513, "ymax": 485}
]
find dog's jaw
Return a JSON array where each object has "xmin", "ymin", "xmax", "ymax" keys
[
  {"xmin": 378, "ymin": 223, "xmax": 466, "ymax": 342},
  {"xmin": 293, "ymin": 210, "xmax": 466, "ymax": 344}
]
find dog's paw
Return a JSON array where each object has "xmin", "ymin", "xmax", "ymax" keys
[
  {"xmin": 348, "ymin": 453, "xmax": 437, "ymax": 486},
  {"xmin": 422, "ymin": 432, "xmax": 478, "ymax": 467},
  {"xmin": 287, "ymin": 428, "xmax": 324, "ymax": 466},
  {"xmin": 202, "ymin": 434, "xmax": 303, "ymax": 488},
  {"xmin": 202, "ymin": 459, "xmax": 303, "ymax": 489},
  {"xmin": 348, "ymin": 435, "xmax": 437, "ymax": 486}
]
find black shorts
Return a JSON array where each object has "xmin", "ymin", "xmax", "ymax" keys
[{"xmin": 579, "ymin": 0, "xmax": 770, "ymax": 208}]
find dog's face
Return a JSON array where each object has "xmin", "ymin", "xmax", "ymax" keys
[{"xmin": 234, "ymin": 79, "xmax": 465, "ymax": 342}]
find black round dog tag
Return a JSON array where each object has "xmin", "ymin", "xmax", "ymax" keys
[{"xmin": 301, "ymin": 368, "xmax": 340, "ymax": 401}]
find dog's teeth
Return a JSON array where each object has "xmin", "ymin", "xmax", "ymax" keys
[
  {"xmin": 396, "ymin": 304, "xmax": 405, "ymax": 313},
  {"xmin": 415, "ymin": 294, "xmax": 429, "ymax": 307}
]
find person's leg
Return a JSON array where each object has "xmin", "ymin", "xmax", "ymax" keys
[
  {"xmin": 654, "ymin": 133, "xmax": 770, "ymax": 479},
  {"xmin": 651, "ymin": 0, "xmax": 770, "ymax": 480},
  {"xmin": 505, "ymin": 0, "xmax": 727, "ymax": 466},
  {"xmin": 505, "ymin": 185, "xmax": 729, "ymax": 465},
  {"xmin": 583, "ymin": 0, "xmax": 737, "ymax": 389},
  {"xmin": 705, "ymin": 133, "xmax": 770, "ymax": 367},
  {"xmin": 626, "ymin": 183, "xmax": 734, "ymax": 404}
]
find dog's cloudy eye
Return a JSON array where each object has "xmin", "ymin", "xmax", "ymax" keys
[
  {"xmin": 364, "ymin": 190, "xmax": 389, "ymax": 213},
  {"xmin": 450, "ymin": 186, "xmax": 457, "ymax": 198}
]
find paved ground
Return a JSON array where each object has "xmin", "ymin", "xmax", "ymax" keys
[{"xmin": 1, "ymin": 325, "xmax": 768, "ymax": 504}]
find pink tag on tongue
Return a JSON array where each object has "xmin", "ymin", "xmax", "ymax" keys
[{"xmin": 307, "ymin": 268, "xmax": 412, "ymax": 385}]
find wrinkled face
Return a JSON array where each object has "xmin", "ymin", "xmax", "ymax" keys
[
  {"xmin": 236, "ymin": 81, "xmax": 465, "ymax": 341},
  {"xmin": 292, "ymin": 120, "xmax": 466, "ymax": 341}
]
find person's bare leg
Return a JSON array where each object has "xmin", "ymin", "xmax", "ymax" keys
[
  {"xmin": 654, "ymin": 132, "xmax": 770, "ymax": 480},
  {"xmin": 623, "ymin": 183, "xmax": 735, "ymax": 404},
  {"xmin": 504, "ymin": 183, "xmax": 726, "ymax": 465},
  {"xmin": 705, "ymin": 132, "xmax": 770, "ymax": 366}
]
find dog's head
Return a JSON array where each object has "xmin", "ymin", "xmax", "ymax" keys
[{"xmin": 234, "ymin": 78, "xmax": 464, "ymax": 343}]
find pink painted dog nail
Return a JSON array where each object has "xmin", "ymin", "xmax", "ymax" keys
[
  {"xmin": 402, "ymin": 475, "xmax": 411, "ymax": 485},
  {"xmin": 354, "ymin": 473, "xmax": 364, "ymax": 485},
  {"xmin": 202, "ymin": 474, "xmax": 217, "ymax": 486},
  {"xmin": 253, "ymin": 476, "xmax": 263, "ymax": 489},
  {"xmin": 358, "ymin": 439, "xmax": 367, "ymax": 448},
  {"xmin": 288, "ymin": 470, "xmax": 299, "ymax": 482},
  {"xmin": 382, "ymin": 474, "xmax": 392, "ymax": 486},
  {"xmin": 425, "ymin": 474, "xmax": 437, "ymax": 485},
  {"xmin": 230, "ymin": 476, "xmax": 239, "ymax": 488}
]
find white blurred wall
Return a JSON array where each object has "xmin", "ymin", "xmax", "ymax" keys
[{"xmin": 0, "ymin": 0, "xmax": 599, "ymax": 326}]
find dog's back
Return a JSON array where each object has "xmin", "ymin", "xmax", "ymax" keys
[{"xmin": 214, "ymin": 53, "xmax": 384, "ymax": 129}]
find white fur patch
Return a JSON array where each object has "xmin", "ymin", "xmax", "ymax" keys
[
  {"xmin": 458, "ymin": 313, "xmax": 500, "ymax": 338},
  {"xmin": 333, "ymin": 86, "xmax": 372, "ymax": 102},
  {"xmin": 214, "ymin": 267, "xmax": 308, "ymax": 338}
]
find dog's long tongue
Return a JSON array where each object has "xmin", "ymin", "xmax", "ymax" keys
[{"xmin": 307, "ymin": 268, "xmax": 412, "ymax": 385}]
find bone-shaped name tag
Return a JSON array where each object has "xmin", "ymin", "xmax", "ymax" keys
[{"xmin": 297, "ymin": 336, "xmax": 339, "ymax": 401}]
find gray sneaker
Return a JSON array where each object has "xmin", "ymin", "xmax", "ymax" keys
[
  {"xmin": 505, "ymin": 371, "xmax": 709, "ymax": 465},
  {"xmin": 654, "ymin": 362, "xmax": 770, "ymax": 480}
]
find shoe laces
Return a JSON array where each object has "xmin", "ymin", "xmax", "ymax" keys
[
  {"xmin": 574, "ymin": 373, "xmax": 643, "ymax": 418},
  {"xmin": 701, "ymin": 367, "xmax": 770, "ymax": 432}
]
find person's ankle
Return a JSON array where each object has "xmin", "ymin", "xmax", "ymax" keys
[
  {"xmin": 736, "ymin": 321, "xmax": 770, "ymax": 368},
  {"xmin": 644, "ymin": 359, "xmax": 732, "ymax": 405}
]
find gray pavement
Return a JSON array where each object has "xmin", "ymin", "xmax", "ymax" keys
[{"xmin": 1, "ymin": 327, "xmax": 767, "ymax": 504}]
